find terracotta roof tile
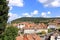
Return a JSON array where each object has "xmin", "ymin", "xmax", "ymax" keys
[
  {"xmin": 16, "ymin": 34, "xmax": 42, "ymax": 40},
  {"xmin": 16, "ymin": 36, "xmax": 23, "ymax": 40},
  {"xmin": 32, "ymin": 34, "xmax": 42, "ymax": 40},
  {"xmin": 27, "ymin": 34, "xmax": 34, "ymax": 40},
  {"xmin": 17, "ymin": 22, "xmax": 47, "ymax": 29},
  {"xmin": 23, "ymin": 34, "xmax": 28, "ymax": 40}
]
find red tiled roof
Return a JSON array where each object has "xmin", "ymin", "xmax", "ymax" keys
[
  {"xmin": 36, "ymin": 23, "xmax": 47, "ymax": 29},
  {"xmin": 16, "ymin": 36, "xmax": 23, "ymax": 40},
  {"xmin": 23, "ymin": 34, "xmax": 28, "ymax": 40},
  {"xmin": 27, "ymin": 34, "xmax": 34, "ymax": 40},
  {"xmin": 32, "ymin": 34, "xmax": 42, "ymax": 40},
  {"xmin": 16, "ymin": 34, "xmax": 42, "ymax": 40},
  {"xmin": 17, "ymin": 22, "xmax": 47, "ymax": 29}
]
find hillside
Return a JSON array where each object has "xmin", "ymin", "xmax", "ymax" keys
[{"xmin": 11, "ymin": 17, "xmax": 60, "ymax": 24}]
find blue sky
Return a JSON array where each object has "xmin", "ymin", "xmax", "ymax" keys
[{"xmin": 7, "ymin": 0, "xmax": 60, "ymax": 22}]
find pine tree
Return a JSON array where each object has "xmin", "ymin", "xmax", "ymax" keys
[{"xmin": 0, "ymin": 0, "xmax": 9, "ymax": 34}]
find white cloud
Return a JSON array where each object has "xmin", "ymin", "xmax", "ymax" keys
[
  {"xmin": 51, "ymin": 0, "xmax": 60, "ymax": 7},
  {"xmin": 38, "ymin": 0, "xmax": 60, "ymax": 7},
  {"xmin": 7, "ymin": 0, "xmax": 24, "ymax": 10},
  {"xmin": 8, "ymin": 10, "xmax": 39, "ymax": 22},
  {"xmin": 41, "ymin": 12, "xmax": 47, "ymax": 17},
  {"xmin": 41, "ymin": 11, "xmax": 51, "ymax": 17},
  {"xmin": 56, "ymin": 16, "xmax": 60, "ymax": 17},
  {"xmin": 47, "ymin": 11, "xmax": 51, "ymax": 14},
  {"xmin": 8, "ymin": 0, "xmax": 24, "ymax": 7},
  {"xmin": 38, "ymin": 0, "xmax": 48, "ymax": 3},
  {"xmin": 22, "ymin": 10, "xmax": 39, "ymax": 17},
  {"xmin": 31, "ymin": 10, "xmax": 39, "ymax": 15},
  {"xmin": 9, "ymin": 6, "xmax": 12, "ymax": 10},
  {"xmin": 22, "ymin": 13, "xmax": 32, "ymax": 17},
  {"xmin": 8, "ymin": 13, "xmax": 21, "ymax": 22}
]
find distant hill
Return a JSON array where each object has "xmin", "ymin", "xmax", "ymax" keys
[{"xmin": 11, "ymin": 17, "xmax": 60, "ymax": 24}]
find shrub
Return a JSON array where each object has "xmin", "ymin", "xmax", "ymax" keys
[
  {"xmin": 41, "ymin": 31, "xmax": 46, "ymax": 34},
  {"xmin": 4, "ymin": 26, "xmax": 18, "ymax": 40},
  {"xmin": 48, "ymin": 29, "xmax": 52, "ymax": 33}
]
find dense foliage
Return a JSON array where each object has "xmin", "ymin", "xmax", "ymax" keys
[
  {"xmin": 0, "ymin": 26, "xmax": 18, "ymax": 40},
  {"xmin": 0, "ymin": 0, "xmax": 9, "ymax": 34},
  {"xmin": 12, "ymin": 17, "xmax": 60, "ymax": 24},
  {"xmin": 4, "ymin": 26, "xmax": 18, "ymax": 40},
  {"xmin": 48, "ymin": 29, "xmax": 52, "ymax": 33}
]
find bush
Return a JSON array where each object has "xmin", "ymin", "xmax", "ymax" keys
[
  {"xmin": 41, "ymin": 31, "xmax": 46, "ymax": 34},
  {"xmin": 48, "ymin": 29, "xmax": 52, "ymax": 33},
  {"xmin": 3, "ymin": 26, "xmax": 18, "ymax": 40},
  {"xmin": 37, "ymin": 32, "xmax": 42, "ymax": 35}
]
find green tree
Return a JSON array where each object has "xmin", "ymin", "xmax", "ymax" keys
[
  {"xmin": 41, "ymin": 31, "xmax": 46, "ymax": 34},
  {"xmin": 36, "ymin": 32, "xmax": 42, "ymax": 35},
  {"xmin": 0, "ymin": 0, "xmax": 9, "ymax": 34},
  {"xmin": 48, "ymin": 29, "xmax": 52, "ymax": 33},
  {"xmin": 4, "ymin": 26, "xmax": 18, "ymax": 40}
]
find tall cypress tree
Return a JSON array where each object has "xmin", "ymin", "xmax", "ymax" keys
[{"xmin": 0, "ymin": 0, "xmax": 9, "ymax": 34}]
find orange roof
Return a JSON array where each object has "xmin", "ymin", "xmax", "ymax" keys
[
  {"xmin": 16, "ymin": 36, "xmax": 23, "ymax": 40},
  {"xmin": 27, "ymin": 34, "xmax": 34, "ymax": 40},
  {"xmin": 36, "ymin": 23, "xmax": 47, "ymax": 29},
  {"xmin": 17, "ymin": 22, "xmax": 47, "ymax": 29},
  {"xmin": 32, "ymin": 34, "xmax": 42, "ymax": 40},
  {"xmin": 23, "ymin": 34, "xmax": 28, "ymax": 40},
  {"xmin": 16, "ymin": 34, "xmax": 42, "ymax": 40}
]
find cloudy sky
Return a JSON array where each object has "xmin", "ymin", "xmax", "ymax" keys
[{"xmin": 8, "ymin": 0, "xmax": 60, "ymax": 22}]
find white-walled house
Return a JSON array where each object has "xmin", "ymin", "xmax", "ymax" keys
[
  {"xmin": 17, "ymin": 22, "xmax": 48, "ymax": 34},
  {"xmin": 35, "ymin": 29, "xmax": 48, "ymax": 33},
  {"xmin": 24, "ymin": 29, "xmax": 35, "ymax": 34},
  {"xmin": 17, "ymin": 24, "xmax": 25, "ymax": 29},
  {"xmin": 48, "ymin": 25, "xmax": 56, "ymax": 29},
  {"xmin": 57, "ymin": 36, "xmax": 60, "ymax": 40},
  {"xmin": 23, "ymin": 23, "xmax": 48, "ymax": 34},
  {"xmin": 48, "ymin": 23, "xmax": 57, "ymax": 29},
  {"xmin": 17, "ymin": 24, "xmax": 25, "ymax": 34},
  {"xmin": 24, "ymin": 28, "xmax": 48, "ymax": 34}
]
